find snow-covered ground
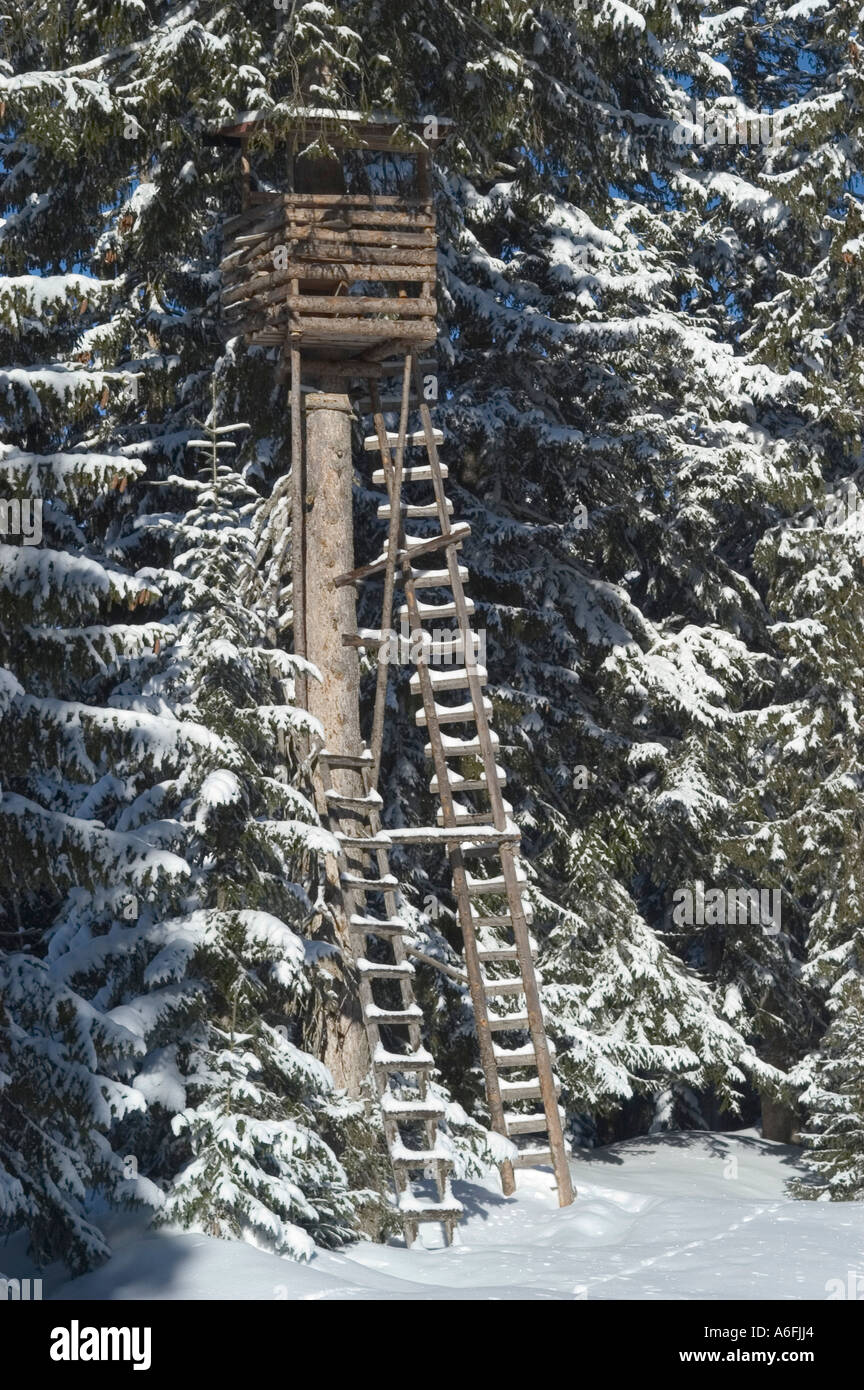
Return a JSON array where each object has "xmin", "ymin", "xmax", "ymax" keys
[{"xmin": 35, "ymin": 1132, "xmax": 864, "ymax": 1300}]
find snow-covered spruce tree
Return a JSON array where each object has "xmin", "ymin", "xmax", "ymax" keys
[
  {"xmin": 114, "ymin": 395, "xmax": 370, "ymax": 1254},
  {"xmin": 0, "ymin": 2, "xmax": 388, "ymax": 1265},
  {"xmin": 660, "ymin": 1, "xmax": 864, "ymax": 1145}
]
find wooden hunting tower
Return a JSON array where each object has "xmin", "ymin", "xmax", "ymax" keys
[
  {"xmin": 217, "ymin": 109, "xmax": 440, "ymax": 360},
  {"xmin": 215, "ymin": 109, "xmax": 574, "ymax": 1247}
]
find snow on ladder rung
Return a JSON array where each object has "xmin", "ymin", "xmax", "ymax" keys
[
  {"xmin": 373, "ymin": 1043, "xmax": 436, "ymax": 1072},
  {"xmin": 412, "ymin": 666, "xmax": 487, "ymax": 693},
  {"xmin": 399, "ymin": 599, "xmax": 473, "ymax": 621},
  {"xmin": 349, "ymin": 914, "xmax": 410, "ymax": 935},
  {"xmin": 397, "ymin": 1194, "xmax": 464, "ymax": 1219},
  {"xmin": 326, "ymin": 788, "xmax": 383, "ymax": 811},
  {"xmin": 363, "ymin": 429, "xmax": 444, "ymax": 451},
  {"xmin": 381, "ymin": 1094, "xmax": 446, "ymax": 1120},
  {"xmin": 409, "ymin": 564, "xmax": 468, "ymax": 587},
  {"xmin": 416, "ymin": 698, "xmax": 490, "ymax": 726},
  {"xmin": 504, "ymin": 1109, "xmax": 560, "ymax": 1134},
  {"xmin": 430, "ymin": 766, "xmax": 506, "ymax": 793},
  {"xmin": 466, "ymin": 864, "xmax": 528, "ymax": 894},
  {"xmin": 342, "ymin": 872, "xmax": 398, "ymax": 891},
  {"xmin": 471, "ymin": 906, "xmax": 535, "ymax": 927},
  {"xmin": 493, "ymin": 1045, "xmax": 540, "ymax": 1067},
  {"xmin": 498, "ymin": 1078, "xmax": 561, "ymax": 1101},
  {"xmin": 511, "ymin": 1149, "xmax": 555, "ymax": 1169},
  {"xmin": 356, "ymin": 958, "xmax": 415, "ymax": 980},
  {"xmin": 364, "ymin": 1003, "xmax": 423, "ymax": 1025},
  {"xmin": 424, "ymin": 731, "xmax": 498, "ymax": 760},
  {"xmin": 482, "ymin": 977, "xmax": 526, "ymax": 997},
  {"xmin": 488, "ymin": 1012, "xmax": 532, "ymax": 1032},
  {"xmin": 390, "ymin": 1141, "xmax": 453, "ymax": 1166},
  {"xmin": 373, "ymin": 463, "xmax": 448, "ymax": 483}
]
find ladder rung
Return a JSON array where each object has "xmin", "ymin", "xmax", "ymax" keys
[
  {"xmin": 377, "ymin": 500, "xmax": 453, "ymax": 519},
  {"xmin": 320, "ymin": 749, "xmax": 373, "ymax": 771},
  {"xmin": 409, "ymin": 565, "xmax": 468, "ymax": 588},
  {"xmin": 350, "ymin": 914, "xmax": 410, "ymax": 936},
  {"xmin": 416, "ymin": 699, "xmax": 491, "ymax": 726},
  {"xmin": 386, "ymin": 524, "xmax": 469, "ymax": 554},
  {"xmin": 487, "ymin": 1012, "xmax": 531, "ymax": 1032},
  {"xmin": 337, "ymin": 832, "xmax": 392, "ymax": 850},
  {"xmin": 499, "ymin": 1080, "xmax": 559, "ymax": 1102},
  {"xmin": 400, "ymin": 598, "xmax": 473, "ymax": 620},
  {"xmin": 462, "ymin": 836, "xmax": 520, "ymax": 858},
  {"xmin": 430, "ymin": 768, "xmax": 507, "ymax": 793},
  {"xmin": 342, "ymin": 873, "xmax": 398, "ymax": 891},
  {"xmin": 364, "ymin": 1003, "xmax": 423, "ymax": 1025},
  {"xmin": 471, "ymin": 908, "xmax": 534, "ymax": 927},
  {"xmin": 381, "ymin": 1095, "xmax": 446, "ymax": 1120},
  {"xmin": 326, "ymin": 788, "xmax": 383, "ymax": 811},
  {"xmin": 374, "ymin": 1044, "xmax": 436, "ymax": 1073},
  {"xmin": 483, "ymin": 977, "xmax": 526, "ymax": 997},
  {"xmin": 413, "ymin": 665, "xmax": 487, "ymax": 692},
  {"xmin": 373, "ymin": 464, "xmax": 448, "ymax": 483},
  {"xmin": 363, "ymin": 428, "xmax": 444, "ymax": 451},
  {"xmin": 478, "ymin": 946, "xmax": 535, "ymax": 962},
  {"xmin": 357, "ymin": 959, "xmax": 415, "ymax": 980},
  {"xmin": 438, "ymin": 809, "xmax": 496, "ymax": 827},
  {"xmin": 398, "ymin": 1196, "xmax": 464, "ymax": 1219},
  {"xmin": 385, "ymin": 825, "xmax": 518, "ymax": 848},
  {"xmin": 465, "ymin": 871, "xmax": 527, "ymax": 896},
  {"xmin": 424, "ymin": 732, "xmax": 498, "ymax": 760},
  {"xmin": 511, "ymin": 1149, "xmax": 554, "ymax": 1168},
  {"xmin": 493, "ymin": 1046, "xmax": 538, "ymax": 1067},
  {"xmin": 391, "ymin": 1145, "xmax": 453, "ymax": 1166},
  {"xmin": 504, "ymin": 1110, "xmax": 556, "ymax": 1134}
]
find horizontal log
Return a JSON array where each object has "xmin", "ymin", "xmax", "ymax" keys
[
  {"xmin": 222, "ymin": 262, "xmax": 431, "ymax": 306},
  {"xmin": 284, "ymin": 315, "xmax": 436, "ymax": 339},
  {"xmin": 283, "ymin": 294, "xmax": 436, "ymax": 316},
  {"xmin": 225, "ymin": 201, "xmax": 434, "ymax": 236},
  {"xmin": 278, "ymin": 193, "xmax": 432, "ymax": 209},
  {"xmin": 282, "ymin": 224, "xmax": 436, "ymax": 248},
  {"xmin": 287, "ymin": 208, "xmax": 436, "ymax": 230},
  {"xmin": 234, "ymin": 243, "xmax": 436, "ymax": 274}
]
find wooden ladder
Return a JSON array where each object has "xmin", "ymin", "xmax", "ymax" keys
[
  {"xmin": 335, "ymin": 349, "xmax": 574, "ymax": 1214},
  {"xmin": 315, "ymin": 745, "xmax": 463, "ymax": 1246}
]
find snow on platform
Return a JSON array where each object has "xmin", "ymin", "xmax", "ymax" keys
[{"xmin": 43, "ymin": 1131, "xmax": 864, "ymax": 1301}]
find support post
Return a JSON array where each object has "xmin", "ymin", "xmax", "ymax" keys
[{"xmin": 304, "ymin": 386, "xmax": 369, "ymax": 1096}]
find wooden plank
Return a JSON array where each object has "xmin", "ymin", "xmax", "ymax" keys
[
  {"xmin": 222, "ymin": 263, "xmax": 431, "ymax": 306},
  {"xmin": 287, "ymin": 208, "xmax": 436, "ymax": 230},
  {"xmin": 285, "ymin": 316, "xmax": 436, "ymax": 342},
  {"xmin": 283, "ymin": 295, "xmax": 435, "ymax": 316},
  {"xmin": 238, "ymin": 243, "xmax": 437, "ymax": 272},
  {"xmin": 282, "ymin": 224, "xmax": 436, "ymax": 247},
  {"xmin": 281, "ymin": 192, "xmax": 432, "ymax": 209}
]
